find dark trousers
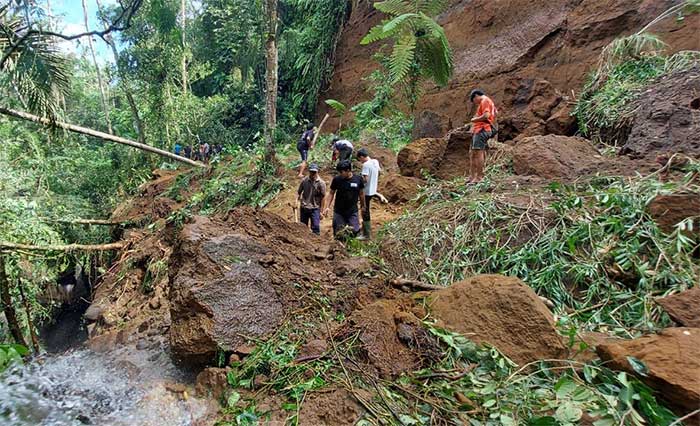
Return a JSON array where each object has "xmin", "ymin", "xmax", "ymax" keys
[
  {"xmin": 338, "ymin": 147, "xmax": 353, "ymax": 163},
  {"xmin": 300, "ymin": 208, "xmax": 321, "ymax": 235},
  {"xmin": 362, "ymin": 195, "xmax": 374, "ymax": 222},
  {"xmin": 332, "ymin": 211, "xmax": 360, "ymax": 235}
]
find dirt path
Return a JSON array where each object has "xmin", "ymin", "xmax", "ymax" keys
[{"xmin": 265, "ymin": 169, "xmax": 404, "ymax": 239}]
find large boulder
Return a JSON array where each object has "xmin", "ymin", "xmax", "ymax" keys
[
  {"xmin": 512, "ymin": 135, "xmax": 602, "ymax": 180},
  {"xmin": 647, "ymin": 193, "xmax": 700, "ymax": 234},
  {"xmin": 620, "ymin": 67, "xmax": 700, "ymax": 159},
  {"xmin": 412, "ymin": 110, "xmax": 452, "ymax": 140},
  {"xmin": 597, "ymin": 328, "xmax": 700, "ymax": 414},
  {"xmin": 397, "ymin": 138, "xmax": 447, "ymax": 177},
  {"xmin": 379, "ymin": 174, "xmax": 422, "ymax": 204},
  {"xmin": 429, "ymin": 275, "xmax": 566, "ymax": 365},
  {"xmin": 657, "ymin": 287, "xmax": 700, "ymax": 328}
]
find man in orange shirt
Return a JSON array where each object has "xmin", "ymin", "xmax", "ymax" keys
[{"xmin": 469, "ymin": 89, "xmax": 497, "ymax": 184}]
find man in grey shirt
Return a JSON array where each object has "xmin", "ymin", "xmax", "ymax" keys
[{"xmin": 297, "ymin": 163, "xmax": 326, "ymax": 235}]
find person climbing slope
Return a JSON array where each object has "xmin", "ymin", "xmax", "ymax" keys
[
  {"xmin": 297, "ymin": 122, "xmax": 315, "ymax": 178},
  {"xmin": 331, "ymin": 136, "xmax": 354, "ymax": 165},
  {"xmin": 469, "ymin": 89, "xmax": 498, "ymax": 184},
  {"xmin": 356, "ymin": 148, "xmax": 387, "ymax": 240},
  {"xmin": 323, "ymin": 160, "xmax": 366, "ymax": 239},
  {"xmin": 297, "ymin": 163, "xmax": 326, "ymax": 235}
]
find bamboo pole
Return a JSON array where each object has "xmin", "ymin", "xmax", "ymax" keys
[
  {"xmin": 0, "ymin": 107, "xmax": 206, "ymax": 167},
  {"xmin": 311, "ymin": 113, "xmax": 329, "ymax": 147},
  {"xmin": 0, "ymin": 242, "xmax": 126, "ymax": 252},
  {"xmin": 41, "ymin": 218, "xmax": 124, "ymax": 226}
]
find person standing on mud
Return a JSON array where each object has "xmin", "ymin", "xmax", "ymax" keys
[
  {"xmin": 469, "ymin": 89, "xmax": 497, "ymax": 184},
  {"xmin": 357, "ymin": 148, "xmax": 387, "ymax": 240},
  {"xmin": 331, "ymin": 136, "xmax": 354, "ymax": 165},
  {"xmin": 324, "ymin": 160, "xmax": 366, "ymax": 238},
  {"xmin": 297, "ymin": 123, "xmax": 315, "ymax": 178},
  {"xmin": 297, "ymin": 163, "xmax": 326, "ymax": 235}
]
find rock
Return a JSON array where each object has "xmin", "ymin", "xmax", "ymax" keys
[
  {"xmin": 429, "ymin": 275, "xmax": 566, "ymax": 365},
  {"xmin": 195, "ymin": 367, "xmax": 231, "ymax": 400},
  {"xmin": 596, "ymin": 328, "xmax": 700, "ymax": 414},
  {"xmin": 115, "ymin": 360, "xmax": 141, "ymax": 379},
  {"xmin": 512, "ymin": 135, "xmax": 602, "ymax": 180},
  {"xmin": 84, "ymin": 303, "xmax": 105, "ymax": 321},
  {"xmin": 333, "ymin": 257, "xmax": 371, "ymax": 277},
  {"xmin": 297, "ymin": 338, "xmax": 328, "ymax": 360},
  {"xmin": 397, "ymin": 138, "xmax": 447, "ymax": 177},
  {"xmin": 412, "ymin": 110, "xmax": 452, "ymax": 140},
  {"xmin": 647, "ymin": 193, "xmax": 700, "ymax": 234},
  {"xmin": 620, "ymin": 67, "xmax": 700, "ymax": 159},
  {"xmin": 545, "ymin": 103, "xmax": 577, "ymax": 136},
  {"xmin": 135, "ymin": 339, "xmax": 149, "ymax": 350},
  {"xmin": 657, "ymin": 287, "xmax": 700, "ymax": 327},
  {"xmin": 379, "ymin": 174, "xmax": 422, "ymax": 204},
  {"xmin": 298, "ymin": 389, "xmax": 363, "ymax": 426}
]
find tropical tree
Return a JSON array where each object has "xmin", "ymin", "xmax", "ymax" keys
[
  {"xmin": 263, "ymin": 0, "xmax": 278, "ymax": 162},
  {"xmin": 360, "ymin": 0, "xmax": 453, "ymax": 111}
]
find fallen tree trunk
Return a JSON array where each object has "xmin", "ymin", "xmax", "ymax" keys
[
  {"xmin": 42, "ymin": 218, "xmax": 124, "ymax": 226},
  {"xmin": 0, "ymin": 107, "xmax": 205, "ymax": 168},
  {"xmin": 0, "ymin": 241, "xmax": 126, "ymax": 252}
]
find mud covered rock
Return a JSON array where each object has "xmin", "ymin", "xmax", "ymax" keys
[
  {"xmin": 412, "ymin": 110, "xmax": 452, "ymax": 140},
  {"xmin": 596, "ymin": 328, "xmax": 700, "ymax": 414},
  {"xmin": 657, "ymin": 287, "xmax": 700, "ymax": 328},
  {"xmin": 621, "ymin": 67, "xmax": 700, "ymax": 159},
  {"xmin": 512, "ymin": 135, "xmax": 602, "ymax": 180},
  {"xmin": 343, "ymin": 298, "xmax": 440, "ymax": 378},
  {"xmin": 647, "ymin": 193, "xmax": 700, "ymax": 234},
  {"xmin": 379, "ymin": 174, "xmax": 422, "ymax": 204},
  {"xmin": 195, "ymin": 367, "xmax": 231, "ymax": 400},
  {"xmin": 298, "ymin": 389, "xmax": 363, "ymax": 426},
  {"xmin": 429, "ymin": 275, "xmax": 566, "ymax": 365},
  {"xmin": 397, "ymin": 138, "xmax": 447, "ymax": 177}
]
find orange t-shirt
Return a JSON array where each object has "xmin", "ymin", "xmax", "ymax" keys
[{"xmin": 473, "ymin": 96, "xmax": 496, "ymax": 133}]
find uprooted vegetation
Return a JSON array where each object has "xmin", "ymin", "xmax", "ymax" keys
[{"xmin": 379, "ymin": 163, "xmax": 700, "ymax": 336}]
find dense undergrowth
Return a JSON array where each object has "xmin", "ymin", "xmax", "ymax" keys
[{"xmin": 378, "ymin": 164, "xmax": 699, "ymax": 336}]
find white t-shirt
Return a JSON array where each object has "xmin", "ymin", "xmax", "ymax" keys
[{"xmin": 361, "ymin": 158, "xmax": 381, "ymax": 196}]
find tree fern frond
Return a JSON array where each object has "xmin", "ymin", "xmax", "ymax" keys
[
  {"xmin": 361, "ymin": 23, "xmax": 388, "ymax": 45},
  {"xmin": 374, "ymin": 0, "xmax": 413, "ymax": 16},
  {"xmin": 381, "ymin": 13, "xmax": 418, "ymax": 37},
  {"xmin": 415, "ymin": 0, "xmax": 450, "ymax": 16},
  {"xmin": 416, "ymin": 37, "xmax": 452, "ymax": 86},
  {"xmin": 388, "ymin": 34, "xmax": 416, "ymax": 84}
]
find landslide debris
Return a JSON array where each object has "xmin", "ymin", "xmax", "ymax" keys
[
  {"xmin": 511, "ymin": 135, "xmax": 604, "ymax": 180},
  {"xmin": 597, "ymin": 328, "xmax": 700, "ymax": 415},
  {"xmin": 429, "ymin": 275, "xmax": 566, "ymax": 365},
  {"xmin": 657, "ymin": 287, "xmax": 700, "ymax": 328},
  {"xmin": 620, "ymin": 66, "xmax": 700, "ymax": 159}
]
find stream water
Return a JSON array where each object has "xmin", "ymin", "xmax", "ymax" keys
[{"xmin": 0, "ymin": 345, "xmax": 212, "ymax": 426}]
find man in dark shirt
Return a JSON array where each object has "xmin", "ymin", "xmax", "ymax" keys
[
  {"xmin": 323, "ymin": 160, "xmax": 366, "ymax": 238},
  {"xmin": 297, "ymin": 163, "xmax": 326, "ymax": 235}
]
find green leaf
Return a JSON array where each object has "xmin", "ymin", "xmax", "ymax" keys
[
  {"xmin": 626, "ymin": 356, "xmax": 649, "ymax": 377},
  {"xmin": 555, "ymin": 402, "xmax": 583, "ymax": 423},
  {"xmin": 227, "ymin": 391, "xmax": 241, "ymax": 408},
  {"xmin": 528, "ymin": 417, "xmax": 558, "ymax": 426},
  {"xmin": 500, "ymin": 414, "xmax": 517, "ymax": 426},
  {"xmin": 398, "ymin": 414, "xmax": 419, "ymax": 425}
]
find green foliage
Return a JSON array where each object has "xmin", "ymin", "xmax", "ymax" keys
[
  {"xmin": 364, "ymin": 323, "xmax": 678, "ymax": 426},
  {"xmin": 361, "ymin": 0, "xmax": 453, "ymax": 110},
  {"xmin": 381, "ymin": 167, "xmax": 700, "ymax": 335},
  {"xmin": 0, "ymin": 343, "xmax": 28, "ymax": 372}
]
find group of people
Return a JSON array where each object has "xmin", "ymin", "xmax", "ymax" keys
[
  {"xmin": 296, "ymin": 142, "xmax": 387, "ymax": 240},
  {"xmin": 295, "ymin": 87, "xmax": 497, "ymax": 239},
  {"xmin": 174, "ymin": 142, "xmax": 223, "ymax": 163}
]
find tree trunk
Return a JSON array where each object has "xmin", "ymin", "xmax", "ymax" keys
[
  {"xmin": 263, "ymin": 0, "xmax": 278, "ymax": 163},
  {"xmin": 0, "ymin": 257, "xmax": 27, "ymax": 347},
  {"xmin": 180, "ymin": 0, "xmax": 188, "ymax": 95},
  {"xmin": 95, "ymin": 0, "xmax": 146, "ymax": 143},
  {"xmin": 0, "ymin": 241, "xmax": 126, "ymax": 252},
  {"xmin": 0, "ymin": 107, "xmax": 205, "ymax": 167},
  {"xmin": 17, "ymin": 281, "xmax": 40, "ymax": 353},
  {"xmin": 82, "ymin": 0, "xmax": 113, "ymax": 134}
]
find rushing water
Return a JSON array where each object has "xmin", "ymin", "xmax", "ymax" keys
[{"xmin": 0, "ymin": 345, "xmax": 212, "ymax": 426}]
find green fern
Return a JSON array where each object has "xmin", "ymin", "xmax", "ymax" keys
[{"xmin": 361, "ymin": 0, "xmax": 453, "ymax": 109}]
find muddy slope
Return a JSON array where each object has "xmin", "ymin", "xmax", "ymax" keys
[{"xmin": 319, "ymin": 0, "xmax": 700, "ymax": 139}]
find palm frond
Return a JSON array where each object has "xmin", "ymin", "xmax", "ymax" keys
[{"xmin": 325, "ymin": 99, "xmax": 347, "ymax": 114}]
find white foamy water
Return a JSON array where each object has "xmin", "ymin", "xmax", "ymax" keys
[{"xmin": 0, "ymin": 346, "xmax": 212, "ymax": 426}]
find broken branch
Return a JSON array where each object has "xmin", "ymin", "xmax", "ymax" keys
[{"xmin": 0, "ymin": 241, "xmax": 126, "ymax": 252}]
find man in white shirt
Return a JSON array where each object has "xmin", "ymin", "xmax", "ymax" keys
[{"xmin": 357, "ymin": 148, "xmax": 387, "ymax": 239}]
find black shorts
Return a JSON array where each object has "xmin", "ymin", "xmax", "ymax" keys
[
  {"xmin": 472, "ymin": 130, "xmax": 493, "ymax": 150},
  {"xmin": 297, "ymin": 142, "xmax": 309, "ymax": 161}
]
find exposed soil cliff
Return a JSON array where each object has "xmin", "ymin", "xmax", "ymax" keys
[{"xmin": 319, "ymin": 0, "xmax": 700, "ymax": 140}]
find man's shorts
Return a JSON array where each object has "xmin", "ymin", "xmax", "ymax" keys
[
  {"xmin": 297, "ymin": 142, "xmax": 309, "ymax": 161},
  {"xmin": 472, "ymin": 130, "xmax": 493, "ymax": 150},
  {"xmin": 338, "ymin": 147, "xmax": 353, "ymax": 162},
  {"xmin": 333, "ymin": 211, "xmax": 360, "ymax": 235}
]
